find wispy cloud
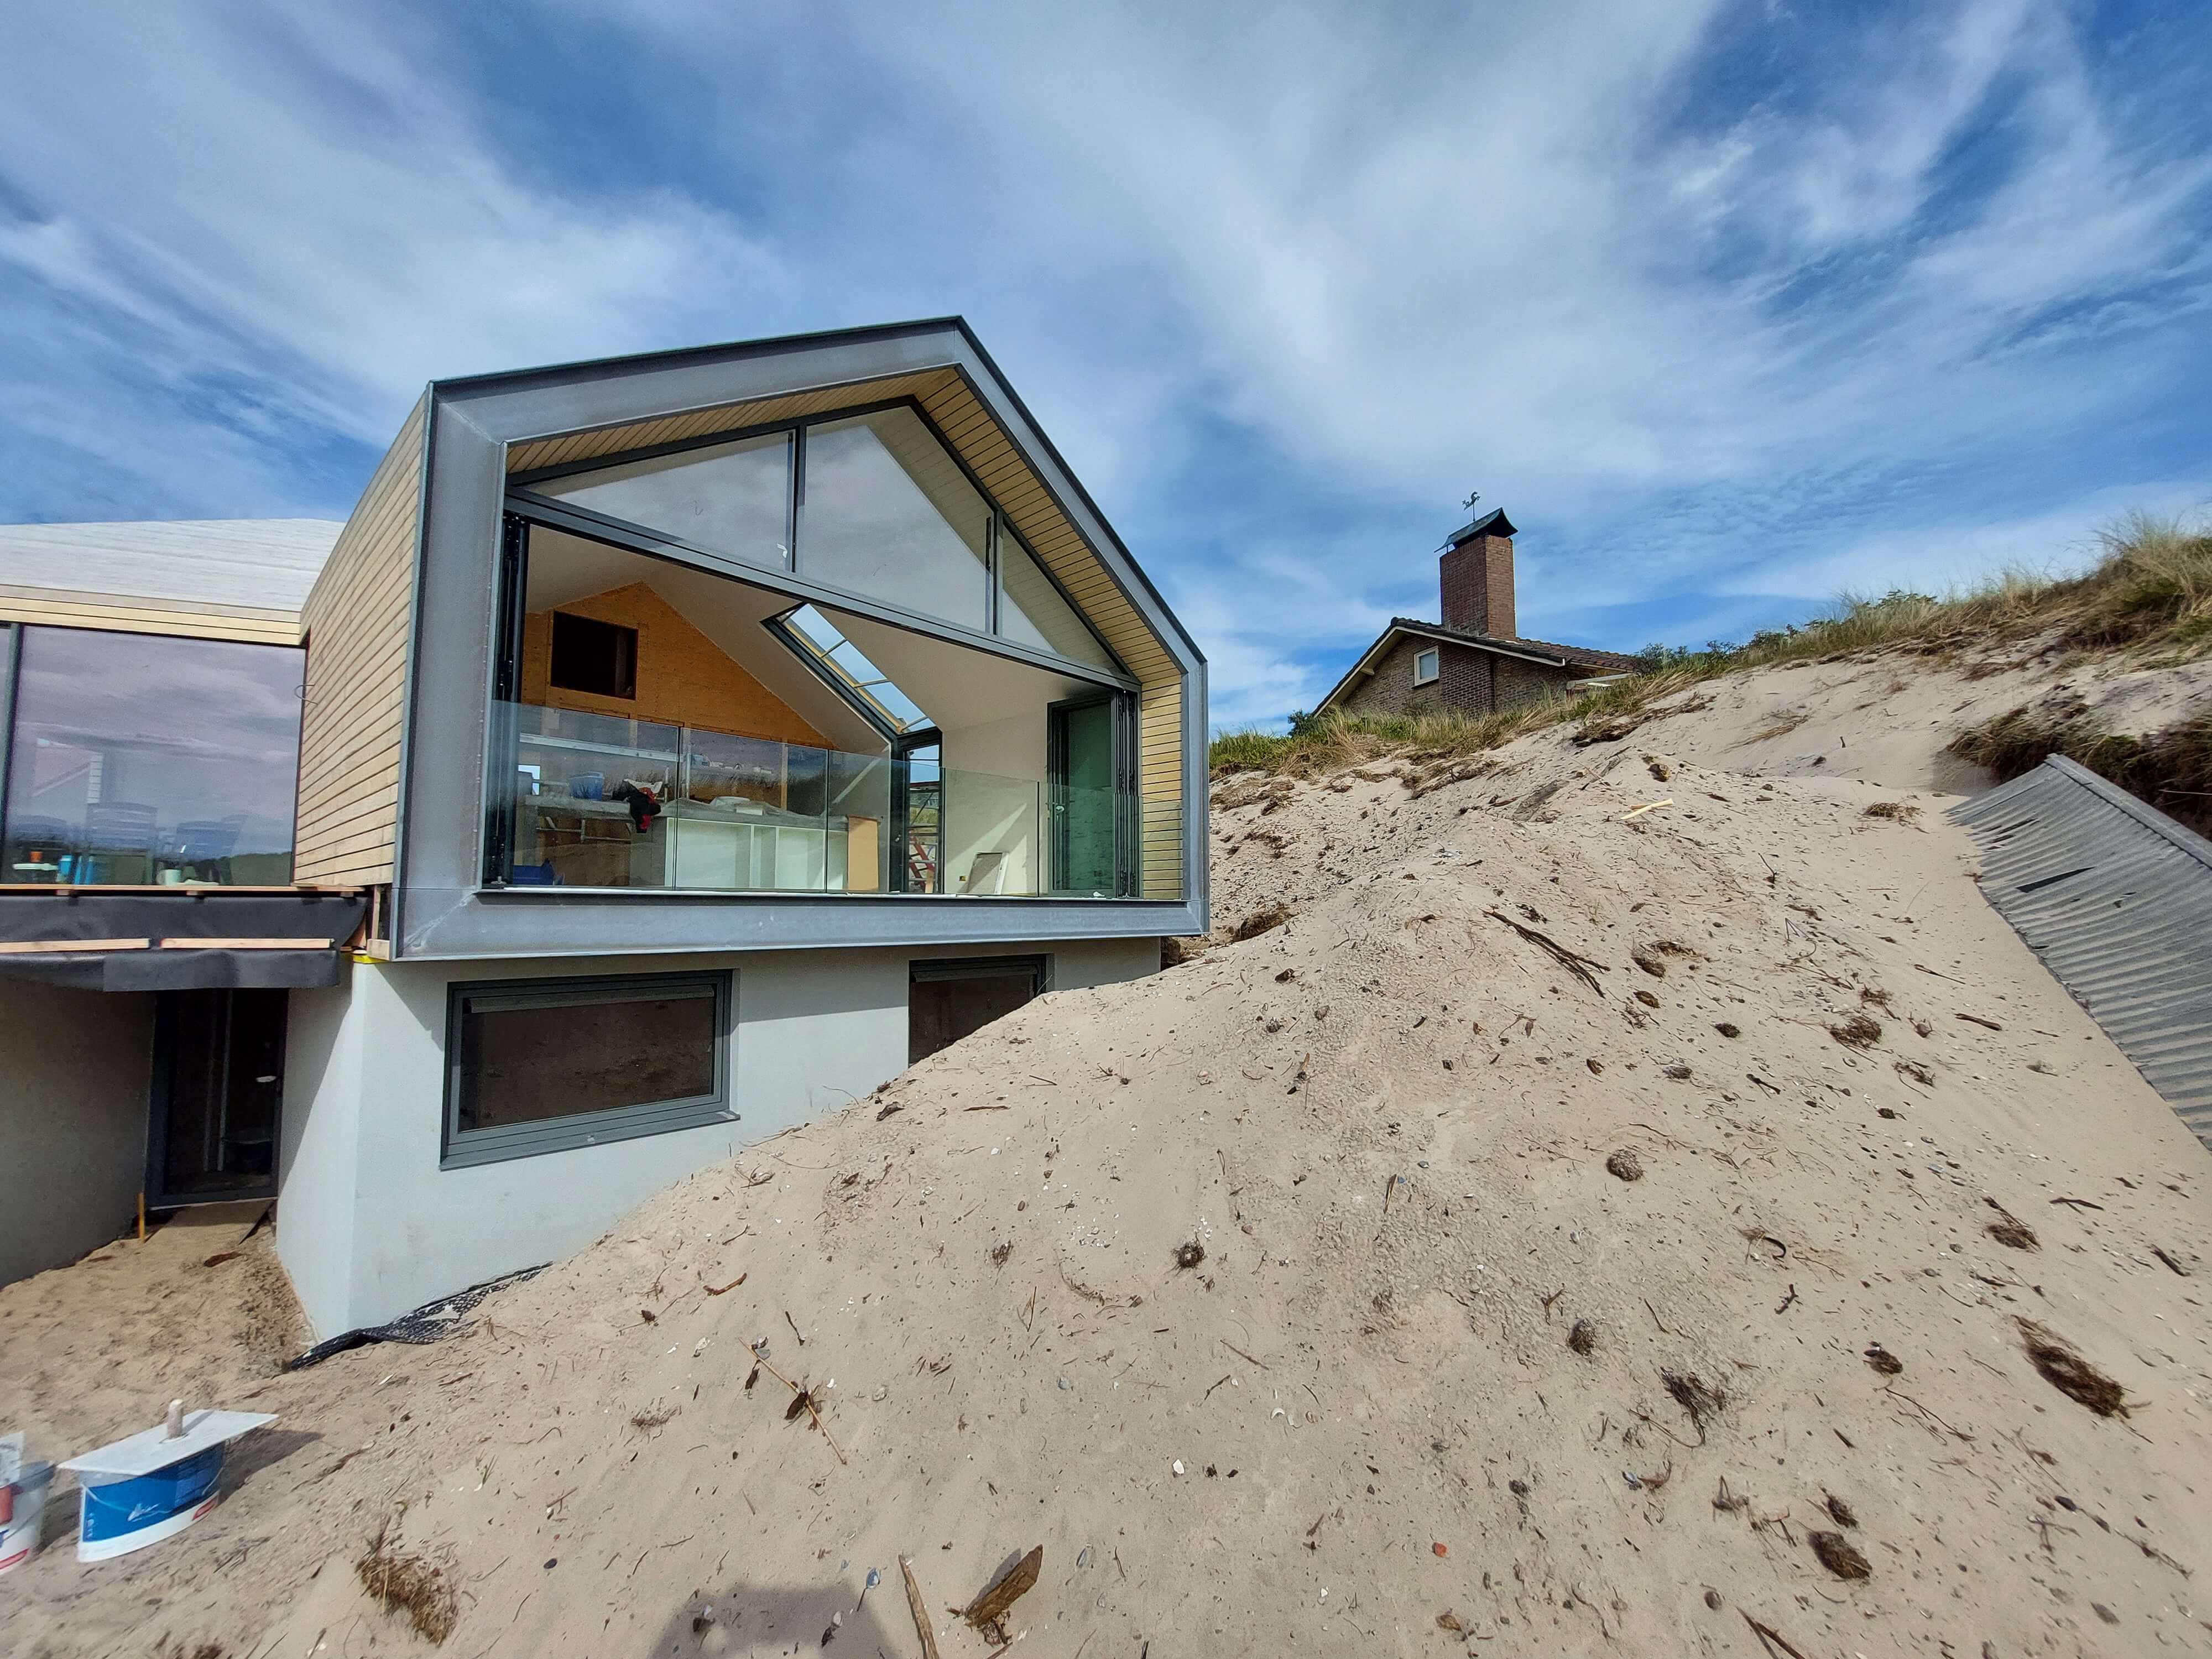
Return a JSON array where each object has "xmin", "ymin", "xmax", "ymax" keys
[{"xmin": 4, "ymin": 1, "xmax": 2208, "ymax": 727}]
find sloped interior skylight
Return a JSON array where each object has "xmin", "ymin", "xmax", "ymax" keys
[{"xmin": 778, "ymin": 604, "xmax": 931, "ymax": 735}]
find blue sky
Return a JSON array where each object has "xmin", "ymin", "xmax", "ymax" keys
[{"xmin": 3, "ymin": 1, "xmax": 2208, "ymax": 728}]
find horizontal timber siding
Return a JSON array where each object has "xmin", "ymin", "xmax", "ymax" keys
[
  {"xmin": 294, "ymin": 394, "xmax": 428, "ymax": 886},
  {"xmin": 0, "ymin": 586, "xmax": 300, "ymax": 645}
]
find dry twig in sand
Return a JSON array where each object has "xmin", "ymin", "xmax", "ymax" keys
[
  {"xmin": 1742, "ymin": 1611, "xmax": 1814, "ymax": 1658},
  {"xmin": 749, "ymin": 1343, "xmax": 849, "ymax": 1464},
  {"xmin": 900, "ymin": 1556, "xmax": 942, "ymax": 1659},
  {"xmin": 963, "ymin": 1546, "xmax": 1044, "ymax": 1644},
  {"xmin": 1485, "ymin": 910, "xmax": 1609, "ymax": 998}
]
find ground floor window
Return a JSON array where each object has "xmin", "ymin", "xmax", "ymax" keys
[
  {"xmin": 442, "ymin": 971, "xmax": 733, "ymax": 1168},
  {"xmin": 908, "ymin": 956, "xmax": 1045, "ymax": 1063}
]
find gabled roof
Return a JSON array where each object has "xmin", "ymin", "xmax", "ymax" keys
[
  {"xmin": 1400, "ymin": 618, "xmax": 1642, "ymax": 674},
  {"xmin": 0, "ymin": 518, "xmax": 342, "ymax": 644},
  {"xmin": 1313, "ymin": 617, "xmax": 1640, "ymax": 714}
]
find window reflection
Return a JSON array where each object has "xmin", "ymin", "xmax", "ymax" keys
[
  {"xmin": 998, "ymin": 528, "xmax": 1117, "ymax": 669},
  {"xmin": 536, "ymin": 431, "xmax": 792, "ymax": 571},
  {"xmin": 801, "ymin": 408, "xmax": 991, "ymax": 631},
  {"xmin": 2, "ymin": 627, "xmax": 305, "ymax": 885}
]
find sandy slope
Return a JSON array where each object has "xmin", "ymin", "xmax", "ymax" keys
[{"xmin": 6, "ymin": 659, "xmax": 2212, "ymax": 1659}]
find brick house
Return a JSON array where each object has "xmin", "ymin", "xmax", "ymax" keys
[{"xmin": 1312, "ymin": 510, "xmax": 1638, "ymax": 719}]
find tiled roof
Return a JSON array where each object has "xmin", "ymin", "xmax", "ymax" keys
[{"xmin": 1385, "ymin": 618, "xmax": 1641, "ymax": 673}]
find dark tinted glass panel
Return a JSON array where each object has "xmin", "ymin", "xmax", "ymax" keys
[
  {"xmin": 549, "ymin": 613, "xmax": 637, "ymax": 699},
  {"xmin": 455, "ymin": 980, "xmax": 720, "ymax": 1134},
  {"xmin": 3, "ymin": 627, "xmax": 304, "ymax": 885}
]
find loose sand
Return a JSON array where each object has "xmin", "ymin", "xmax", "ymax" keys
[{"xmin": 4, "ymin": 656, "xmax": 2210, "ymax": 1658}]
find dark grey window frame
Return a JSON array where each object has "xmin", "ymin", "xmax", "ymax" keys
[
  {"xmin": 910, "ymin": 953, "xmax": 1050, "ymax": 992},
  {"xmin": 440, "ymin": 969, "xmax": 736, "ymax": 1170}
]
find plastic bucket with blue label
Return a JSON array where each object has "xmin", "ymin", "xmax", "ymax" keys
[
  {"xmin": 76, "ymin": 1444, "xmax": 225, "ymax": 1562},
  {"xmin": 62, "ymin": 1407, "xmax": 275, "ymax": 1563}
]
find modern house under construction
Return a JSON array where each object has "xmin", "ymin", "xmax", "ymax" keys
[{"xmin": 0, "ymin": 319, "xmax": 1208, "ymax": 1337}]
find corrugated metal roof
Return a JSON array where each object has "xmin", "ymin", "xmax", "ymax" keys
[
  {"xmin": 1950, "ymin": 755, "xmax": 2212, "ymax": 1149},
  {"xmin": 0, "ymin": 519, "xmax": 343, "ymax": 612}
]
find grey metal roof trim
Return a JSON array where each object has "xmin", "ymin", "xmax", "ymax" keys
[{"xmin": 1950, "ymin": 755, "xmax": 2212, "ymax": 1150}]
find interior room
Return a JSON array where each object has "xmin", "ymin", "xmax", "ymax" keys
[{"xmin": 498, "ymin": 526, "xmax": 1123, "ymax": 896}]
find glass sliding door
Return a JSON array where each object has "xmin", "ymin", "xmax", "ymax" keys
[{"xmin": 1048, "ymin": 693, "xmax": 1125, "ymax": 896}]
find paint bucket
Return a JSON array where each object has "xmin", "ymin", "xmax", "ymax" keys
[
  {"xmin": 74, "ymin": 1444, "xmax": 225, "ymax": 1562},
  {"xmin": 0, "ymin": 1460, "xmax": 54, "ymax": 1574}
]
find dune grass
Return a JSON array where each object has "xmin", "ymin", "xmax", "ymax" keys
[{"xmin": 1211, "ymin": 514, "xmax": 2212, "ymax": 778}]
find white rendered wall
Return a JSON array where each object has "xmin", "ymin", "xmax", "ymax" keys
[
  {"xmin": 275, "ymin": 936, "xmax": 1157, "ymax": 1337},
  {"xmin": 940, "ymin": 709, "xmax": 1048, "ymax": 892},
  {"xmin": 0, "ymin": 983, "xmax": 154, "ymax": 1285},
  {"xmin": 275, "ymin": 978, "xmax": 367, "ymax": 1334}
]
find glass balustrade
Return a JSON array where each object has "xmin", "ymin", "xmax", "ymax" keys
[{"xmin": 491, "ymin": 702, "xmax": 1125, "ymax": 896}]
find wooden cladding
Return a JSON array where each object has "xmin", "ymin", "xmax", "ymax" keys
[
  {"xmin": 0, "ymin": 586, "xmax": 302, "ymax": 646},
  {"xmin": 294, "ymin": 394, "xmax": 429, "ymax": 887},
  {"xmin": 503, "ymin": 366, "xmax": 1190, "ymax": 900}
]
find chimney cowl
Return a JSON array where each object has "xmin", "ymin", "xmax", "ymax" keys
[{"xmin": 1447, "ymin": 508, "xmax": 1517, "ymax": 546}]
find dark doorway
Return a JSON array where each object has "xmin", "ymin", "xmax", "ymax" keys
[
  {"xmin": 908, "ymin": 956, "xmax": 1045, "ymax": 1064},
  {"xmin": 148, "ymin": 988, "xmax": 286, "ymax": 1206}
]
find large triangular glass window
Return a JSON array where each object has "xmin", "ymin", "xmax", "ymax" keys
[
  {"xmin": 800, "ymin": 408, "xmax": 992, "ymax": 632},
  {"xmin": 535, "ymin": 431, "xmax": 792, "ymax": 572}
]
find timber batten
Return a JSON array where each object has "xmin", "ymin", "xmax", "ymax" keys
[{"xmin": 293, "ymin": 393, "xmax": 429, "ymax": 886}]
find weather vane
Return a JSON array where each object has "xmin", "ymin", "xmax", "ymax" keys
[{"xmin": 1462, "ymin": 489, "xmax": 1481, "ymax": 519}]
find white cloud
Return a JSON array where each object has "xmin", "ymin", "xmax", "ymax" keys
[
  {"xmin": 0, "ymin": 6, "xmax": 776, "ymax": 503},
  {"xmin": 3, "ymin": 0, "xmax": 2207, "ymax": 724}
]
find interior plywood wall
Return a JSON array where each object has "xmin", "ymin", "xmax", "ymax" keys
[
  {"xmin": 520, "ymin": 581, "xmax": 827, "ymax": 748},
  {"xmin": 294, "ymin": 393, "xmax": 428, "ymax": 888}
]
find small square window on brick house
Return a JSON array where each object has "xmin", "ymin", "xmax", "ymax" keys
[{"xmin": 1412, "ymin": 647, "xmax": 1439, "ymax": 686}]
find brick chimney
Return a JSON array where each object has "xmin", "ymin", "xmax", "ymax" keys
[{"xmin": 1438, "ymin": 509, "xmax": 1517, "ymax": 638}]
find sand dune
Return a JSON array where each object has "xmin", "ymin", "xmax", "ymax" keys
[{"xmin": 5, "ymin": 658, "xmax": 2210, "ymax": 1658}]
